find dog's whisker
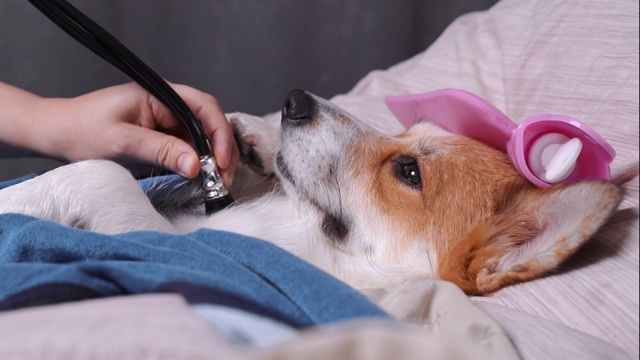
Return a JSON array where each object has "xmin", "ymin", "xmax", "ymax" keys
[{"xmin": 426, "ymin": 250, "xmax": 434, "ymax": 278}]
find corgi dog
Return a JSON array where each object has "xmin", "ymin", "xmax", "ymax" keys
[{"xmin": 0, "ymin": 90, "xmax": 625, "ymax": 295}]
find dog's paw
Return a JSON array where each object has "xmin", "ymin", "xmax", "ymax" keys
[{"xmin": 228, "ymin": 112, "xmax": 280, "ymax": 175}]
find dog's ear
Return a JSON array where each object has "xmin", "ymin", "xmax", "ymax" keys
[{"xmin": 440, "ymin": 180, "xmax": 623, "ymax": 295}]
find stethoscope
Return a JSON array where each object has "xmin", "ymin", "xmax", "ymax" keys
[
  {"xmin": 385, "ymin": 89, "xmax": 614, "ymax": 187},
  {"xmin": 28, "ymin": 0, "xmax": 233, "ymax": 214}
]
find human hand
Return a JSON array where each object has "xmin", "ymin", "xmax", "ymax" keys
[{"xmin": 34, "ymin": 83, "xmax": 239, "ymax": 183}]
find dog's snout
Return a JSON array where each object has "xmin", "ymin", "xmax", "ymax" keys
[{"xmin": 282, "ymin": 89, "xmax": 315, "ymax": 126}]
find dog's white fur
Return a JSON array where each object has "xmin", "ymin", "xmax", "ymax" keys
[{"xmin": 0, "ymin": 91, "xmax": 625, "ymax": 294}]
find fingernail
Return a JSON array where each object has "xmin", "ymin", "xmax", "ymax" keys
[{"xmin": 177, "ymin": 153, "xmax": 195, "ymax": 178}]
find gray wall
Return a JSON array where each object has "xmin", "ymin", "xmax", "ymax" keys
[{"xmin": 0, "ymin": 0, "xmax": 497, "ymax": 180}]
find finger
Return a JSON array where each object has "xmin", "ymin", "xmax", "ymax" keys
[
  {"xmin": 169, "ymin": 84, "xmax": 235, "ymax": 163},
  {"xmin": 119, "ymin": 125, "xmax": 200, "ymax": 179},
  {"xmin": 213, "ymin": 125, "xmax": 240, "ymax": 186},
  {"xmin": 210, "ymin": 119, "xmax": 234, "ymax": 169},
  {"xmin": 167, "ymin": 83, "xmax": 239, "ymax": 186}
]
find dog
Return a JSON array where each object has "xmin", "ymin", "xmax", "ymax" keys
[{"xmin": 0, "ymin": 89, "xmax": 625, "ymax": 295}]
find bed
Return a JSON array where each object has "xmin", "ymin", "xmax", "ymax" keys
[{"xmin": 1, "ymin": 0, "xmax": 638, "ymax": 358}]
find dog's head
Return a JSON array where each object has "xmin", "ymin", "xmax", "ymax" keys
[{"xmin": 275, "ymin": 89, "xmax": 623, "ymax": 295}]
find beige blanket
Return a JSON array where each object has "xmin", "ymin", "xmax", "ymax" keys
[{"xmin": 0, "ymin": 290, "xmax": 518, "ymax": 360}]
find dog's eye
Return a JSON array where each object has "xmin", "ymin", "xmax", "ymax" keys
[
  {"xmin": 403, "ymin": 164, "xmax": 421, "ymax": 185},
  {"xmin": 394, "ymin": 156, "xmax": 422, "ymax": 189}
]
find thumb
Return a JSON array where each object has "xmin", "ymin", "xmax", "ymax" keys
[{"xmin": 123, "ymin": 126, "xmax": 200, "ymax": 178}]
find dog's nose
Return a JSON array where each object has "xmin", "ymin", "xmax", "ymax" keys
[{"xmin": 282, "ymin": 89, "xmax": 315, "ymax": 126}]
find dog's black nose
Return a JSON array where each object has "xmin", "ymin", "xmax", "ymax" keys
[{"xmin": 282, "ymin": 89, "xmax": 315, "ymax": 126}]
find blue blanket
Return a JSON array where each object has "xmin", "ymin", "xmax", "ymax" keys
[{"xmin": 0, "ymin": 175, "xmax": 389, "ymax": 328}]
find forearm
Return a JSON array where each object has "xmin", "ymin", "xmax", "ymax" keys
[{"xmin": 0, "ymin": 82, "xmax": 56, "ymax": 158}]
